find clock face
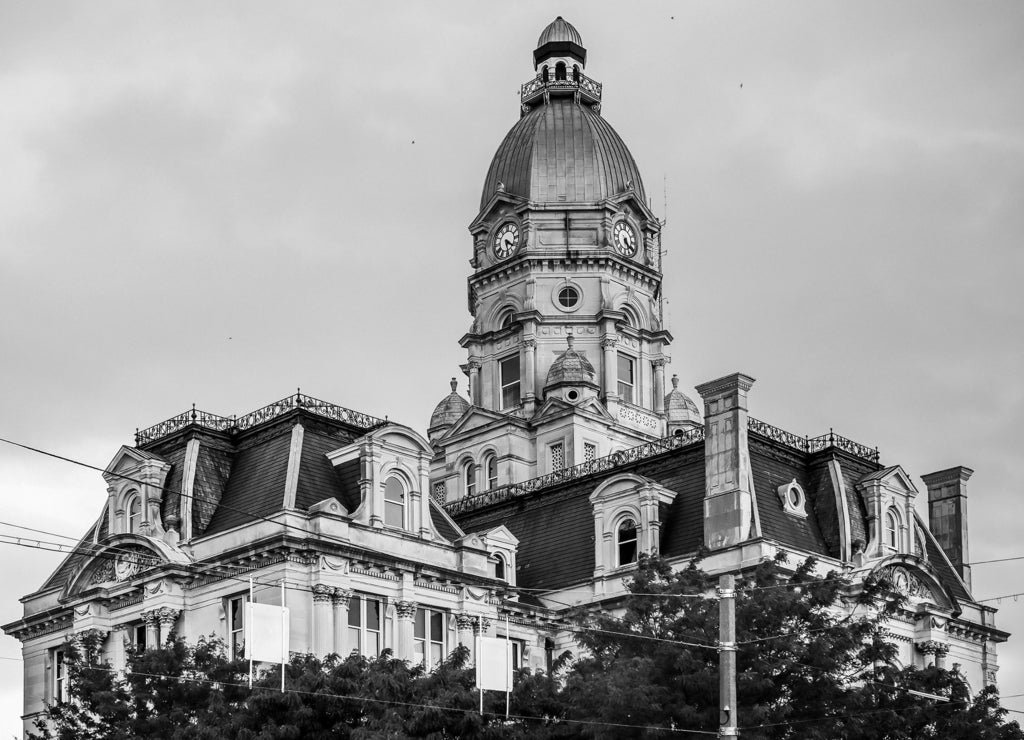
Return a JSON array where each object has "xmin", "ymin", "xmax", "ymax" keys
[
  {"xmin": 493, "ymin": 222, "xmax": 520, "ymax": 259},
  {"xmin": 613, "ymin": 221, "xmax": 638, "ymax": 256}
]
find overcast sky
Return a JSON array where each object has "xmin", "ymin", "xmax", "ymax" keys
[{"xmin": 1, "ymin": 1, "xmax": 1022, "ymax": 734}]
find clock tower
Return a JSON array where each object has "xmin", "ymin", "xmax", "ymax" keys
[{"xmin": 428, "ymin": 17, "xmax": 698, "ymax": 505}]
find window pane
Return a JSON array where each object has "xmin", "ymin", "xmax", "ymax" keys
[
  {"xmin": 385, "ymin": 477, "xmax": 404, "ymax": 502},
  {"xmin": 500, "ymin": 356, "xmax": 521, "ymax": 408},
  {"xmin": 366, "ymin": 599, "xmax": 380, "ymax": 631},
  {"xmin": 348, "ymin": 598, "xmax": 361, "ymax": 627},
  {"xmin": 414, "ymin": 641, "xmax": 424, "ymax": 666},
  {"xmin": 415, "ymin": 608, "xmax": 425, "ymax": 638},
  {"xmin": 368, "ymin": 632, "xmax": 380, "ymax": 656},
  {"xmin": 431, "ymin": 643, "xmax": 443, "ymax": 667},
  {"xmin": 348, "ymin": 626, "xmax": 360, "ymax": 652},
  {"xmin": 430, "ymin": 610, "xmax": 443, "ymax": 638},
  {"xmin": 385, "ymin": 501, "xmax": 404, "ymax": 528}
]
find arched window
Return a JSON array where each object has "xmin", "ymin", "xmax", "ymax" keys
[
  {"xmin": 617, "ymin": 518, "xmax": 638, "ymax": 566},
  {"xmin": 885, "ymin": 509, "xmax": 900, "ymax": 550},
  {"xmin": 498, "ymin": 309, "xmax": 515, "ymax": 330},
  {"xmin": 484, "ymin": 454, "xmax": 498, "ymax": 491},
  {"xmin": 463, "ymin": 461, "xmax": 476, "ymax": 498},
  {"xmin": 493, "ymin": 553, "xmax": 506, "ymax": 581},
  {"xmin": 126, "ymin": 493, "xmax": 142, "ymax": 534},
  {"xmin": 384, "ymin": 477, "xmax": 406, "ymax": 529},
  {"xmin": 541, "ymin": 65, "xmax": 549, "ymax": 81},
  {"xmin": 572, "ymin": 64, "xmax": 580, "ymax": 82},
  {"xmin": 555, "ymin": 62, "xmax": 566, "ymax": 81}
]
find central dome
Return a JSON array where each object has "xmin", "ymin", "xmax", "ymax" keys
[{"xmin": 480, "ymin": 97, "xmax": 646, "ymax": 209}]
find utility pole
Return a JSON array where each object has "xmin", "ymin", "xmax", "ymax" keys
[{"xmin": 718, "ymin": 574, "xmax": 738, "ymax": 737}]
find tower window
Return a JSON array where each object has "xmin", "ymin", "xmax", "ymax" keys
[
  {"xmin": 541, "ymin": 64, "xmax": 549, "ymax": 81},
  {"xmin": 557, "ymin": 286, "xmax": 580, "ymax": 310},
  {"xmin": 500, "ymin": 355, "xmax": 521, "ymax": 409},
  {"xmin": 584, "ymin": 442, "xmax": 597, "ymax": 463},
  {"xmin": 493, "ymin": 552, "xmax": 506, "ymax": 580},
  {"xmin": 573, "ymin": 64, "xmax": 580, "ymax": 82},
  {"xmin": 617, "ymin": 518, "xmax": 638, "ymax": 566},
  {"xmin": 384, "ymin": 476, "xmax": 406, "ymax": 529},
  {"xmin": 550, "ymin": 442, "xmax": 564, "ymax": 472},
  {"xmin": 484, "ymin": 454, "xmax": 498, "ymax": 490},
  {"xmin": 463, "ymin": 461, "xmax": 476, "ymax": 498},
  {"xmin": 617, "ymin": 354, "xmax": 635, "ymax": 404},
  {"xmin": 555, "ymin": 62, "xmax": 567, "ymax": 80}
]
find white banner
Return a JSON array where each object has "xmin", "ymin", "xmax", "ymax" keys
[
  {"xmin": 247, "ymin": 603, "xmax": 289, "ymax": 663},
  {"xmin": 476, "ymin": 636, "xmax": 512, "ymax": 692}
]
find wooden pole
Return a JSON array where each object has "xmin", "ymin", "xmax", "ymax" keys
[{"xmin": 719, "ymin": 574, "xmax": 738, "ymax": 737}]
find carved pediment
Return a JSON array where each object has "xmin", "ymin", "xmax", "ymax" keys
[{"xmin": 875, "ymin": 561, "xmax": 952, "ymax": 610}]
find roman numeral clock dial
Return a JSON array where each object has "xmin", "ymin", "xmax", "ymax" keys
[
  {"xmin": 493, "ymin": 222, "xmax": 520, "ymax": 259},
  {"xmin": 613, "ymin": 221, "xmax": 638, "ymax": 256}
]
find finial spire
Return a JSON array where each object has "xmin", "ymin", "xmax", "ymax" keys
[
  {"xmin": 450, "ymin": 377, "xmax": 458, "ymax": 392},
  {"xmin": 671, "ymin": 374, "xmax": 680, "ymax": 390},
  {"xmin": 566, "ymin": 335, "xmax": 575, "ymax": 349}
]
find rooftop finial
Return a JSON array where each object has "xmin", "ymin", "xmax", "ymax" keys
[
  {"xmin": 566, "ymin": 335, "xmax": 575, "ymax": 349},
  {"xmin": 671, "ymin": 374, "xmax": 679, "ymax": 390},
  {"xmin": 450, "ymin": 377, "xmax": 458, "ymax": 392}
]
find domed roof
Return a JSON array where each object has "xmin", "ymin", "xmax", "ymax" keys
[
  {"xmin": 481, "ymin": 97, "xmax": 646, "ymax": 209},
  {"xmin": 430, "ymin": 378, "xmax": 470, "ymax": 430},
  {"xmin": 665, "ymin": 375, "xmax": 701, "ymax": 423},
  {"xmin": 537, "ymin": 16, "xmax": 583, "ymax": 48},
  {"xmin": 545, "ymin": 336, "xmax": 597, "ymax": 388}
]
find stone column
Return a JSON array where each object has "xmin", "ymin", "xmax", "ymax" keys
[
  {"xmin": 110, "ymin": 624, "xmax": 129, "ymax": 670},
  {"xmin": 652, "ymin": 359, "xmax": 666, "ymax": 414},
  {"xmin": 695, "ymin": 373, "xmax": 756, "ymax": 550},
  {"xmin": 601, "ymin": 336, "xmax": 618, "ymax": 399},
  {"xmin": 455, "ymin": 612, "xmax": 477, "ymax": 663},
  {"xmin": 141, "ymin": 609, "xmax": 159, "ymax": 649},
  {"xmin": 312, "ymin": 585, "xmax": 335, "ymax": 657},
  {"xmin": 156, "ymin": 607, "xmax": 180, "ymax": 643},
  {"xmin": 522, "ymin": 339, "xmax": 537, "ymax": 403},
  {"xmin": 467, "ymin": 359, "xmax": 482, "ymax": 406},
  {"xmin": 332, "ymin": 589, "xmax": 352, "ymax": 656},
  {"xmin": 918, "ymin": 640, "xmax": 949, "ymax": 669},
  {"xmin": 395, "ymin": 600, "xmax": 417, "ymax": 663}
]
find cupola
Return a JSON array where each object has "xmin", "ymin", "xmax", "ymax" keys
[
  {"xmin": 665, "ymin": 375, "xmax": 701, "ymax": 434},
  {"xmin": 428, "ymin": 378, "xmax": 470, "ymax": 442},
  {"xmin": 544, "ymin": 335, "xmax": 600, "ymax": 404}
]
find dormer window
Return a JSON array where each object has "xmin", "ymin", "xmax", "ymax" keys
[
  {"xmin": 617, "ymin": 518, "xmax": 638, "ymax": 566},
  {"xmin": 777, "ymin": 480, "xmax": 808, "ymax": 518},
  {"xmin": 493, "ymin": 552, "xmax": 507, "ymax": 580},
  {"xmin": 384, "ymin": 477, "xmax": 406, "ymax": 529},
  {"xmin": 885, "ymin": 508, "xmax": 901, "ymax": 550},
  {"xmin": 126, "ymin": 492, "xmax": 142, "ymax": 533}
]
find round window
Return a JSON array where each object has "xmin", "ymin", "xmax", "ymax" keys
[
  {"xmin": 557, "ymin": 286, "xmax": 580, "ymax": 309},
  {"xmin": 567, "ymin": 390, "xmax": 579, "ymax": 401},
  {"xmin": 787, "ymin": 486, "xmax": 802, "ymax": 508}
]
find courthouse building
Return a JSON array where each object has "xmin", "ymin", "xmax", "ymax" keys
[{"xmin": 5, "ymin": 17, "xmax": 1008, "ymax": 733}]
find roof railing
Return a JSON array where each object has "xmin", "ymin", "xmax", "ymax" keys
[
  {"xmin": 521, "ymin": 72, "xmax": 602, "ymax": 107},
  {"xmin": 135, "ymin": 392, "xmax": 386, "ymax": 446},
  {"xmin": 748, "ymin": 417, "xmax": 880, "ymax": 464},
  {"xmin": 444, "ymin": 425, "xmax": 705, "ymax": 516}
]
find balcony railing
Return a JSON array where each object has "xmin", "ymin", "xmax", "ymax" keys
[
  {"xmin": 444, "ymin": 425, "xmax": 705, "ymax": 516},
  {"xmin": 136, "ymin": 392, "xmax": 386, "ymax": 446},
  {"xmin": 748, "ymin": 417, "xmax": 880, "ymax": 464},
  {"xmin": 521, "ymin": 72, "xmax": 602, "ymax": 107}
]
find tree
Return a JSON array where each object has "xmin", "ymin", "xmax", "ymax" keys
[
  {"xmin": 559, "ymin": 553, "xmax": 1023, "ymax": 739},
  {"xmin": 33, "ymin": 558, "xmax": 1023, "ymax": 739}
]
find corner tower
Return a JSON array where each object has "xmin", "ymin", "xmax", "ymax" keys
[{"xmin": 430, "ymin": 18, "xmax": 686, "ymax": 505}]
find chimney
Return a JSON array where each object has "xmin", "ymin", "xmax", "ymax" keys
[
  {"xmin": 922, "ymin": 466, "xmax": 974, "ymax": 589},
  {"xmin": 695, "ymin": 373, "xmax": 756, "ymax": 550}
]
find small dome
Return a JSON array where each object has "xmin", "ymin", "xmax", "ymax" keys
[
  {"xmin": 430, "ymin": 378, "xmax": 470, "ymax": 430},
  {"xmin": 537, "ymin": 16, "xmax": 583, "ymax": 48},
  {"xmin": 545, "ymin": 336, "xmax": 596, "ymax": 387},
  {"xmin": 665, "ymin": 375, "xmax": 701, "ymax": 424}
]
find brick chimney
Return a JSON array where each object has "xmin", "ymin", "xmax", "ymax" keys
[
  {"xmin": 922, "ymin": 466, "xmax": 973, "ymax": 589},
  {"xmin": 695, "ymin": 373, "xmax": 756, "ymax": 550}
]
